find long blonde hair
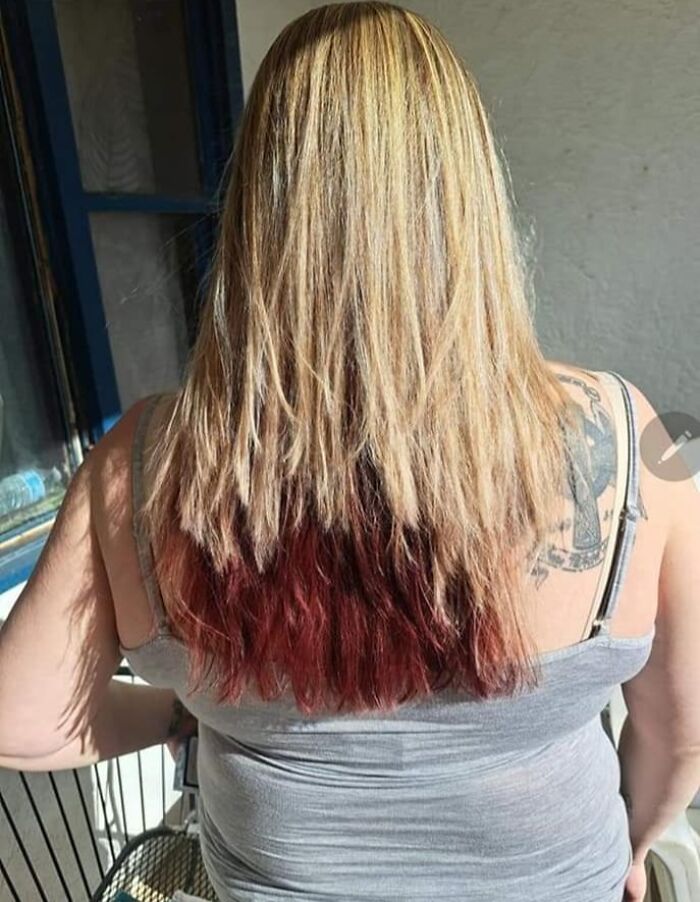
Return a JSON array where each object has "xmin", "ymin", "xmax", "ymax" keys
[{"xmin": 141, "ymin": 1, "xmax": 583, "ymax": 712}]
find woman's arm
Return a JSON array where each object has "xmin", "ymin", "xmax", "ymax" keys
[
  {"xmin": 0, "ymin": 403, "xmax": 184, "ymax": 767},
  {"xmin": 618, "ymin": 717, "xmax": 700, "ymax": 861},
  {"xmin": 0, "ymin": 680, "xmax": 181, "ymax": 771},
  {"xmin": 619, "ymin": 382, "xmax": 700, "ymax": 862}
]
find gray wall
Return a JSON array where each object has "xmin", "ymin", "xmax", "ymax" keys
[{"xmin": 236, "ymin": 0, "xmax": 700, "ymax": 419}]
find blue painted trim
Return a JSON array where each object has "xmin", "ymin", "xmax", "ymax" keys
[
  {"xmin": 85, "ymin": 192, "xmax": 214, "ymax": 214},
  {"xmin": 182, "ymin": 3, "xmax": 218, "ymax": 321},
  {"xmin": 0, "ymin": 533, "xmax": 46, "ymax": 595},
  {"xmin": 185, "ymin": 1, "xmax": 220, "ymax": 197},
  {"xmin": 4, "ymin": 0, "xmax": 121, "ymax": 442},
  {"xmin": 187, "ymin": 0, "xmax": 244, "ymax": 195},
  {"xmin": 0, "ymin": 504, "xmax": 52, "ymax": 546},
  {"xmin": 182, "ymin": 0, "xmax": 245, "ymax": 321},
  {"xmin": 218, "ymin": 0, "xmax": 245, "ymax": 148}
]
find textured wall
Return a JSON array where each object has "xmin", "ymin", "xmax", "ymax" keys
[{"xmin": 235, "ymin": 0, "xmax": 700, "ymax": 419}]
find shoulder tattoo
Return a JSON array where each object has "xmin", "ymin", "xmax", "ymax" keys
[{"xmin": 529, "ymin": 371, "xmax": 634, "ymax": 589}]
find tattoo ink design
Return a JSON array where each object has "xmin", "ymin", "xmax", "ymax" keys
[{"xmin": 529, "ymin": 373, "xmax": 617, "ymax": 590}]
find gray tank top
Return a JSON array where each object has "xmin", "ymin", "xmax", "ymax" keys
[{"xmin": 123, "ymin": 369, "xmax": 655, "ymax": 902}]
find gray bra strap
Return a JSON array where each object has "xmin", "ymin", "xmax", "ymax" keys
[
  {"xmin": 131, "ymin": 394, "xmax": 170, "ymax": 636},
  {"xmin": 589, "ymin": 371, "xmax": 641, "ymax": 636}
]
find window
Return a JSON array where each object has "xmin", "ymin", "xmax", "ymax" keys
[
  {"xmin": 0, "ymin": 26, "xmax": 77, "ymax": 581},
  {"xmin": 54, "ymin": 0, "xmax": 206, "ymax": 408},
  {"xmin": 0, "ymin": 0, "xmax": 243, "ymax": 590}
]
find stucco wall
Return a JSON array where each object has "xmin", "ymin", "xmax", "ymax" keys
[{"xmin": 236, "ymin": 0, "xmax": 700, "ymax": 420}]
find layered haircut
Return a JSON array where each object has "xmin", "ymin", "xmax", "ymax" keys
[{"xmin": 141, "ymin": 2, "xmax": 584, "ymax": 714}]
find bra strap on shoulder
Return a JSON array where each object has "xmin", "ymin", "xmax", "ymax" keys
[
  {"xmin": 131, "ymin": 394, "xmax": 170, "ymax": 636},
  {"xmin": 606, "ymin": 370, "xmax": 641, "ymax": 522},
  {"xmin": 588, "ymin": 370, "xmax": 641, "ymax": 636}
]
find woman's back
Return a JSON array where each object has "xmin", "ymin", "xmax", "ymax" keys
[
  {"xmin": 110, "ymin": 362, "xmax": 662, "ymax": 658},
  {"xmin": 111, "ymin": 363, "xmax": 660, "ymax": 901}
]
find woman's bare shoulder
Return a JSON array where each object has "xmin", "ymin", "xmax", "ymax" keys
[
  {"xmin": 544, "ymin": 358, "xmax": 674, "ymax": 537},
  {"xmin": 87, "ymin": 393, "xmax": 178, "ymax": 648},
  {"xmin": 544, "ymin": 358, "xmax": 606, "ymax": 390},
  {"xmin": 542, "ymin": 359, "xmax": 617, "ymax": 423},
  {"xmin": 144, "ymin": 392, "xmax": 178, "ymax": 450},
  {"xmin": 88, "ymin": 393, "xmax": 177, "ymax": 540},
  {"xmin": 544, "ymin": 359, "xmax": 661, "ymax": 436}
]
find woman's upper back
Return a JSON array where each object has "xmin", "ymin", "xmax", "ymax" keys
[{"xmin": 98, "ymin": 361, "xmax": 665, "ymax": 666}]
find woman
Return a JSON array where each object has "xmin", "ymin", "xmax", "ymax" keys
[{"xmin": 0, "ymin": 3, "xmax": 698, "ymax": 900}]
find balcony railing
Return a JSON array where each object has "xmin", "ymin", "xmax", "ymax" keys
[{"xmin": 0, "ymin": 669, "xmax": 212, "ymax": 902}]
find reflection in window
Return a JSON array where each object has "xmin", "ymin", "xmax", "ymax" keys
[
  {"xmin": 54, "ymin": 0, "xmax": 200, "ymax": 195},
  {"xmin": 90, "ymin": 213, "xmax": 199, "ymax": 408},
  {"xmin": 0, "ymin": 136, "xmax": 71, "ymax": 539}
]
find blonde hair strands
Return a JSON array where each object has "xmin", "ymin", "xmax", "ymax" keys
[{"xmin": 141, "ymin": 2, "xmax": 585, "ymax": 702}]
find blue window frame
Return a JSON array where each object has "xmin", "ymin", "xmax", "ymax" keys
[{"xmin": 0, "ymin": 0, "xmax": 243, "ymax": 591}]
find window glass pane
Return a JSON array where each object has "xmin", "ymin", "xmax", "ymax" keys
[
  {"xmin": 54, "ymin": 0, "xmax": 201, "ymax": 195},
  {"xmin": 90, "ymin": 213, "xmax": 200, "ymax": 408},
  {"xmin": 0, "ymin": 132, "xmax": 72, "ymax": 541}
]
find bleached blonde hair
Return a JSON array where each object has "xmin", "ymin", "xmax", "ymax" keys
[{"xmin": 142, "ymin": 2, "xmax": 583, "ymax": 705}]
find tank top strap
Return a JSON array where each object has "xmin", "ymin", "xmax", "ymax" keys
[
  {"xmin": 587, "ymin": 370, "xmax": 641, "ymax": 637},
  {"xmin": 131, "ymin": 394, "xmax": 170, "ymax": 636}
]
